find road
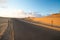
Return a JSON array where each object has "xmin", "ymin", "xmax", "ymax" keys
[{"xmin": 12, "ymin": 18, "xmax": 60, "ymax": 40}]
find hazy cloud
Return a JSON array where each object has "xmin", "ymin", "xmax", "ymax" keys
[
  {"xmin": 0, "ymin": 0, "xmax": 36, "ymax": 18},
  {"xmin": 0, "ymin": 8, "xmax": 36, "ymax": 18},
  {"xmin": 0, "ymin": 0, "xmax": 7, "ymax": 3},
  {"xmin": 0, "ymin": 9, "xmax": 26, "ymax": 18},
  {"xmin": 0, "ymin": 0, "xmax": 8, "ymax": 8}
]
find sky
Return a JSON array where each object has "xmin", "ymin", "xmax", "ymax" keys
[{"xmin": 0, "ymin": 0, "xmax": 60, "ymax": 18}]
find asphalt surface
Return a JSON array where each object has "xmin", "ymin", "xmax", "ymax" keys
[{"xmin": 12, "ymin": 18, "xmax": 60, "ymax": 40}]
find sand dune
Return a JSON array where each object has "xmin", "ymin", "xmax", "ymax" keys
[{"xmin": 29, "ymin": 13, "xmax": 60, "ymax": 26}]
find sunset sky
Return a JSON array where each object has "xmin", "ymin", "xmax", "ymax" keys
[{"xmin": 0, "ymin": 0, "xmax": 60, "ymax": 18}]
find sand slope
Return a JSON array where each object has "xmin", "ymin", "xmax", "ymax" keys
[{"xmin": 29, "ymin": 13, "xmax": 60, "ymax": 26}]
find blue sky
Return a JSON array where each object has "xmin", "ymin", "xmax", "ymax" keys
[
  {"xmin": 0, "ymin": 0, "xmax": 60, "ymax": 18},
  {"xmin": 7, "ymin": 0, "xmax": 60, "ymax": 16}
]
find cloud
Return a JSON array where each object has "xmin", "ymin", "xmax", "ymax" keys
[
  {"xmin": 0, "ymin": 8, "xmax": 29, "ymax": 18},
  {"xmin": 0, "ymin": 0, "xmax": 7, "ymax": 3},
  {"xmin": 0, "ymin": 0, "xmax": 8, "ymax": 8},
  {"xmin": 0, "ymin": 0, "xmax": 37, "ymax": 18},
  {"xmin": 0, "ymin": 8, "xmax": 36, "ymax": 18}
]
